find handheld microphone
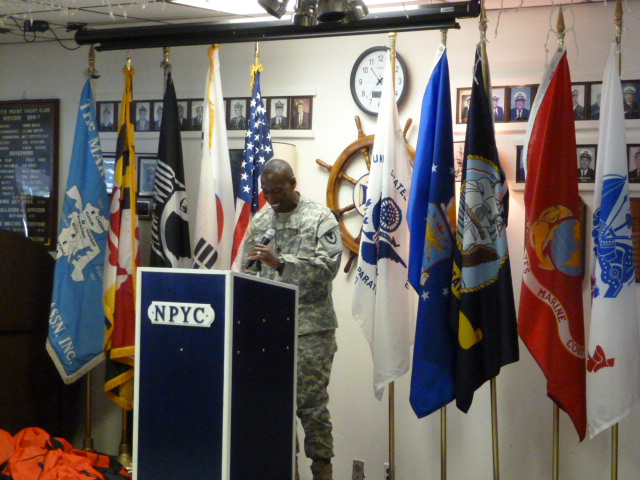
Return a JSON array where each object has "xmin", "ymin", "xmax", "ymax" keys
[{"xmin": 245, "ymin": 228, "xmax": 276, "ymax": 269}]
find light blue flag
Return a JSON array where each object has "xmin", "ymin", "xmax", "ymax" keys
[
  {"xmin": 47, "ymin": 79, "xmax": 110, "ymax": 384},
  {"xmin": 407, "ymin": 46, "xmax": 457, "ymax": 418}
]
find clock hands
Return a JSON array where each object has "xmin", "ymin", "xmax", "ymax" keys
[{"xmin": 370, "ymin": 68, "xmax": 384, "ymax": 86}]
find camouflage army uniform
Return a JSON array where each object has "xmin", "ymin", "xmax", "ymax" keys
[{"xmin": 244, "ymin": 196, "xmax": 342, "ymax": 460}]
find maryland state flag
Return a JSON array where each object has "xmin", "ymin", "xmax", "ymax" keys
[
  {"xmin": 450, "ymin": 43, "xmax": 519, "ymax": 413},
  {"xmin": 150, "ymin": 72, "xmax": 191, "ymax": 268},
  {"xmin": 103, "ymin": 66, "xmax": 140, "ymax": 410},
  {"xmin": 519, "ymin": 46, "xmax": 586, "ymax": 440}
]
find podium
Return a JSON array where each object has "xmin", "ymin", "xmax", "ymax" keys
[{"xmin": 133, "ymin": 268, "xmax": 298, "ymax": 480}]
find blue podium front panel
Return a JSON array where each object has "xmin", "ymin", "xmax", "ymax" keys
[
  {"xmin": 230, "ymin": 275, "xmax": 297, "ymax": 480},
  {"xmin": 135, "ymin": 269, "xmax": 229, "ymax": 480},
  {"xmin": 134, "ymin": 269, "xmax": 297, "ymax": 480}
]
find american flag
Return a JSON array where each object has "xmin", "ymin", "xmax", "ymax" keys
[{"xmin": 232, "ymin": 71, "xmax": 274, "ymax": 265}]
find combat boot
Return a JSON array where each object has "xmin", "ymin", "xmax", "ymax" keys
[{"xmin": 310, "ymin": 459, "xmax": 333, "ymax": 480}]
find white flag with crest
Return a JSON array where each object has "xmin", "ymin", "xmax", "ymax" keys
[
  {"xmin": 193, "ymin": 45, "xmax": 235, "ymax": 269},
  {"xmin": 352, "ymin": 53, "xmax": 415, "ymax": 400},
  {"xmin": 588, "ymin": 43, "xmax": 640, "ymax": 438}
]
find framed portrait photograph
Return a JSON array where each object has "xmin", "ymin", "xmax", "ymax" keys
[
  {"xmin": 587, "ymin": 82, "xmax": 602, "ymax": 120},
  {"xmin": 453, "ymin": 141, "xmax": 465, "ymax": 181},
  {"xmin": 133, "ymin": 101, "xmax": 151, "ymax": 132},
  {"xmin": 571, "ymin": 83, "xmax": 587, "ymax": 120},
  {"xmin": 190, "ymin": 100, "xmax": 204, "ymax": 131},
  {"xmin": 508, "ymin": 86, "xmax": 535, "ymax": 122},
  {"xmin": 290, "ymin": 96, "xmax": 313, "ymax": 130},
  {"xmin": 516, "ymin": 145, "xmax": 526, "ymax": 183},
  {"xmin": 577, "ymin": 145, "xmax": 597, "ymax": 184},
  {"xmin": 138, "ymin": 155, "xmax": 158, "ymax": 196},
  {"xmin": 227, "ymin": 98, "xmax": 248, "ymax": 130},
  {"xmin": 456, "ymin": 88, "xmax": 471, "ymax": 124},
  {"xmin": 622, "ymin": 81, "xmax": 640, "ymax": 119},
  {"xmin": 97, "ymin": 102, "xmax": 117, "ymax": 132},
  {"xmin": 151, "ymin": 101, "xmax": 163, "ymax": 131},
  {"xmin": 628, "ymin": 144, "xmax": 640, "ymax": 183},
  {"xmin": 491, "ymin": 87, "xmax": 507, "ymax": 123},
  {"xmin": 176, "ymin": 100, "xmax": 189, "ymax": 130},
  {"xmin": 103, "ymin": 153, "xmax": 116, "ymax": 194},
  {"xmin": 136, "ymin": 196, "xmax": 153, "ymax": 220},
  {"xmin": 268, "ymin": 97, "xmax": 289, "ymax": 130}
]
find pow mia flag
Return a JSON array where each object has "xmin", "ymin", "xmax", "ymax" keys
[{"xmin": 150, "ymin": 72, "xmax": 192, "ymax": 268}]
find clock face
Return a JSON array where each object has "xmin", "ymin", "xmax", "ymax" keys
[{"xmin": 350, "ymin": 46, "xmax": 408, "ymax": 116}]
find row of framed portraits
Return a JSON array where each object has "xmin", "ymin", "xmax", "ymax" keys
[
  {"xmin": 513, "ymin": 144, "xmax": 640, "ymax": 184},
  {"xmin": 456, "ymin": 80, "xmax": 640, "ymax": 124},
  {"xmin": 96, "ymin": 95, "xmax": 315, "ymax": 133},
  {"xmin": 451, "ymin": 143, "xmax": 640, "ymax": 185}
]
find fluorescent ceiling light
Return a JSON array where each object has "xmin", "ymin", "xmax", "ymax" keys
[{"xmin": 171, "ymin": 0, "xmax": 294, "ymax": 15}]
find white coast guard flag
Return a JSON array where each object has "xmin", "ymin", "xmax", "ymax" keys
[
  {"xmin": 352, "ymin": 55, "xmax": 416, "ymax": 400},
  {"xmin": 588, "ymin": 44, "xmax": 640, "ymax": 438},
  {"xmin": 193, "ymin": 45, "xmax": 235, "ymax": 269}
]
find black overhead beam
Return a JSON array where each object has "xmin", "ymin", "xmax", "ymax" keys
[{"xmin": 76, "ymin": 0, "xmax": 480, "ymax": 51}]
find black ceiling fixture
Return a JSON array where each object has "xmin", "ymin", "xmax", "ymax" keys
[{"xmin": 75, "ymin": 0, "xmax": 480, "ymax": 51}]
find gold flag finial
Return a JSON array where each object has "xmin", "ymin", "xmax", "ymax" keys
[
  {"xmin": 389, "ymin": 32, "xmax": 397, "ymax": 86},
  {"xmin": 250, "ymin": 41, "xmax": 264, "ymax": 93},
  {"xmin": 479, "ymin": 0, "xmax": 488, "ymax": 42},
  {"xmin": 557, "ymin": 7, "xmax": 565, "ymax": 47},
  {"xmin": 126, "ymin": 49, "xmax": 132, "ymax": 70},
  {"xmin": 88, "ymin": 44, "xmax": 100, "ymax": 78}
]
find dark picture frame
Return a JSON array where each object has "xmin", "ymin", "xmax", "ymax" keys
[
  {"xmin": 456, "ymin": 88, "xmax": 471, "ymax": 124},
  {"xmin": 103, "ymin": 153, "xmax": 116, "ymax": 194},
  {"xmin": 491, "ymin": 87, "xmax": 508, "ymax": 123},
  {"xmin": 628, "ymin": 144, "xmax": 640, "ymax": 183},
  {"xmin": 97, "ymin": 101, "xmax": 117, "ymax": 132},
  {"xmin": 508, "ymin": 85, "xmax": 536, "ymax": 122},
  {"xmin": 268, "ymin": 97, "xmax": 290, "ymax": 130},
  {"xmin": 133, "ymin": 101, "xmax": 151, "ymax": 132},
  {"xmin": 577, "ymin": 145, "xmax": 597, "ymax": 184},
  {"xmin": 622, "ymin": 81, "xmax": 640, "ymax": 119},
  {"xmin": 227, "ymin": 98, "xmax": 248, "ymax": 130},
  {"xmin": 190, "ymin": 99, "xmax": 204, "ymax": 131},
  {"xmin": 151, "ymin": 100, "xmax": 163, "ymax": 131},
  {"xmin": 571, "ymin": 83, "xmax": 587, "ymax": 120},
  {"xmin": 290, "ymin": 96, "xmax": 313, "ymax": 130},
  {"xmin": 516, "ymin": 145, "xmax": 526, "ymax": 183},
  {"xmin": 586, "ymin": 82, "xmax": 603, "ymax": 120},
  {"xmin": 138, "ymin": 154, "xmax": 158, "ymax": 196},
  {"xmin": 136, "ymin": 196, "xmax": 153, "ymax": 220},
  {"xmin": 177, "ymin": 100, "xmax": 189, "ymax": 130}
]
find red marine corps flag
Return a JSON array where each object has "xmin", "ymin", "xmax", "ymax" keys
[
  {"xmin": 103, "ymin": 65, "xmax": 140, "ymax": 410},
  {"xmin": 519, "ymin": 45, "xmax": 587, "ymax": 440}
]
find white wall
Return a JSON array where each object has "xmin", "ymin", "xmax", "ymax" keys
[{"xmin": 2, "ymin": 2, "xmax": 640, "ymax": 479}]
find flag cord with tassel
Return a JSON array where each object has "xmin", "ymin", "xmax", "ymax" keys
[{"xmin": 250, "ymin": 42, "xmax": 264, "ymax": 93}]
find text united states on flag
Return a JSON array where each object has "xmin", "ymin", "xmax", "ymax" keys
[{"xmin": 231, "ymin": 71, "xmax": 273, "ymax": 267}]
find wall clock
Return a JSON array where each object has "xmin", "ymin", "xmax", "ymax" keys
[{"xmin": 350, "ymin": 46, "xmax": 409, "ymax": 116}]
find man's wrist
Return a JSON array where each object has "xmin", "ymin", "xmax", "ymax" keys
[{"xmin": 276, "ymin": 256, "xmax": 285, "ymax": 274}]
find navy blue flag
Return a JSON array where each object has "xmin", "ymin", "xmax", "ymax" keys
[
  {"xmin": 232, "ymin": 71, "xmax": 274, "ymax": 266},
  {"xmin": 151, "ymin": 72, "xmax": 192, "ymax": 268},
  {"xmin": 407, "ymin": 46, "xmax": 457, "ymax": 418},
  {"xmin": 47, "ymin": 79, "xmax": 110, "ymax": 383},
  {"xmin": 450, "ymin": 43, "xmax": 519, "ymax": 413}
]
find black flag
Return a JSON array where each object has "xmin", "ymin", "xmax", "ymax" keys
[{"xmin": 150, "ymin": 72, "xmax": 192, "ymax": 267}]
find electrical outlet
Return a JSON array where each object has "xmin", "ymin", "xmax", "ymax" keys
[{"xmin": 352, "ymin": 459, "xmax": 364, "ymax": 480}]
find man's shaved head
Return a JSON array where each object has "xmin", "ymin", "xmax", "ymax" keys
[{"xmin": 262, "ymin": 159, "xmax": 294, "ymax": 180}]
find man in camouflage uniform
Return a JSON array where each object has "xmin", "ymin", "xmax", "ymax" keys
[{"xmin": 244, "ymin": 159, "xmax": 342, "ymax": 480}]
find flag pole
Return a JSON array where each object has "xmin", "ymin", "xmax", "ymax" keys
[
  {"xmin": 478, "ymin": 5, "xmax": 501, "ymax": 480},
  {"xmin": 609, "ymin": 5, "xmax": 623, "ymax": 480},
  {"xmin": 550, "ymin": 10, "xmax": 565, "ymax": 480},
  {"xmin": 387, "ymin": 31, "xmax": 398, "ymax": 480}
]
